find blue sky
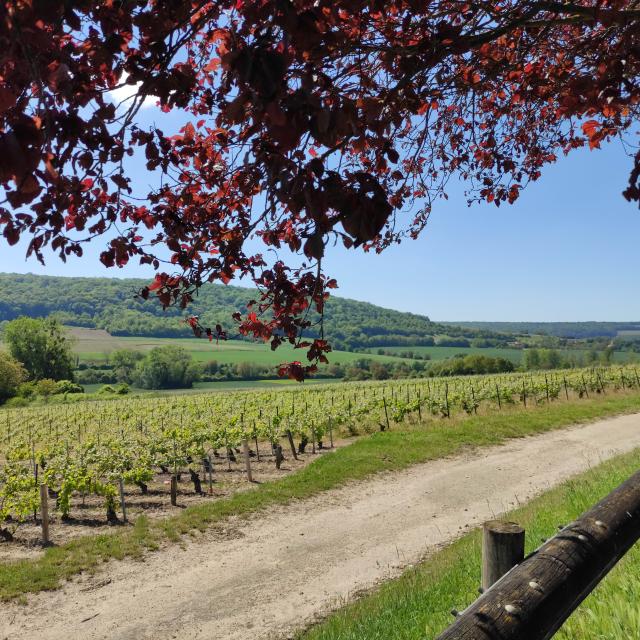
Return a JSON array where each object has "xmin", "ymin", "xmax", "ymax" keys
[{"xmin": 1, "ymin": 96, "xmax": 638, "ymax": 322}]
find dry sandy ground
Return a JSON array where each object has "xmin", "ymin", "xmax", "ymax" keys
[{"xmin": 2, "ymin": 413, "xmax": 640, "ymax": 640}]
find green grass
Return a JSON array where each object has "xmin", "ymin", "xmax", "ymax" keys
[
  {"xmin": 298, "ymin": 447, "xmax": 640, "ymax": 640},
  {"xmin": 2, "ymin": 392, "xmax": 640, "ymax": 600}
]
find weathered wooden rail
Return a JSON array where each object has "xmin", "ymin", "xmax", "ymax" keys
[{"xmin": 437, "ymin": 469, "xmax": 640, "ymax": 639}]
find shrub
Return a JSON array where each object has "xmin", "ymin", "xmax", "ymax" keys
[
  {"xmin": 4, "ymin": 317, "xmax": 75, "ymax": 381},
  {"xmin": 16, "ymin": 381, "xmax": 37, "ymax": 399},
  {"xmin": 35, "ymin": 378, "xmax": 58, "ymax": 397},
  {"xmin": 54, "ymin": 380, "xmax": 84, "ymax": 394},
  {"xmin": 0, "ymin": 352, "xmax": 27, "ymax": 403}
]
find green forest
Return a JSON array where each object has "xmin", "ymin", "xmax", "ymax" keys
[
  {"xmin": 446, "ymin": 320, "xmax": 640, "ymax": 339},
  {"xmin": 0, "ymin": 273, "xmax": 510, "ymax": 350}
]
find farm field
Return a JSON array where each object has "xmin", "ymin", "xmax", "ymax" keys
[
  {"xmin": 7, "ymin": 327, "xmax": 634, "ymax": 375},
  {"xmin": 1, "ymin": 365, "xmax": 640, "ymax": 601},
  {"xmin": 64, "ymin": 327, "xmax": 418, "ymax": 366}
]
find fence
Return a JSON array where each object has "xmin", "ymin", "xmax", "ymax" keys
[{"xmin": 437, "ymin": 469, "xmax": 640, "ymax": 639}]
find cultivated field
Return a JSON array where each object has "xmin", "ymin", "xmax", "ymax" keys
[
  {"xmin": 1, "ymin": 365, "xmax": 638, "ymax": 554},
  {"xmin": 65, "ymin": 327, "xmax": 417, "ymax": 366}
]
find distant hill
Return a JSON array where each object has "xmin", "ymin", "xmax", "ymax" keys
[
  {"xmin": 444, "ymin": 321, "xmax": 640, "ymax": 339},
  {"xmin": 0, "ymin": 273, "xmax": 509, "ymax": 350}
]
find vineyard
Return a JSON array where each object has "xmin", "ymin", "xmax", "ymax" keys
[{"xmin": 1, "ymin": 365, "xmax": 639, "ymax": 549}]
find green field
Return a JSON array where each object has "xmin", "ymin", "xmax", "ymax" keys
[
  {"xmin": 66, "ymin": 328, "xmax": 416, "ymax": 367},
  {"xmin": 3, "ymin": 326, "xmax": 636, "ymax": 379},
  {"xmin": 380, "ymin": 344, "xmax": 636, "ymax": 364},
  {"xmin": 2, "ymin": 386, "xmax": 640, "ymax": 601}
]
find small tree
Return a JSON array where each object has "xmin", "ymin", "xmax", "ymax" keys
[
  {"xmin": 370, "ymin": 361, "xmax": 390, "ymax": 380},
  {"xmin": 0, "ymin": 352, "xmax": 26, "ymax": 403},
  {"xmin": 133, "ymin": 346, "xmax": 200, "ymax": 389},
  {"xmin": 4, "ymin": 317, "xmax": 75, "ymax": 381},
  {"xmin": 523, "ymin": 349, "xmax": 541, "ymax": 371},
  {"xmin": 110, "ymin": 349, "xmax": 144, "ymax": 384}
]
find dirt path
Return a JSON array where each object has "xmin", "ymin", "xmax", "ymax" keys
[{"xmin": 3, "ymin": 413, "xmax": 640, "ymax": 640}]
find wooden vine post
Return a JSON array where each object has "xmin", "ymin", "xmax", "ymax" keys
[
  {"xmin": 286, "ymin": 429, "xmax": 298, "ymax": 460},
  {"xmin": 597, "ymin": 371, "xmax": 606, "ymax": 394},
  {"xmin": 382, "ymin": 397, "xmax": 391, "ymax": 431},
  {"xmin": 544, "ymin": 374, "xmax": 550, "ymax": 404},
  {"xmin": 39, "ymin": 483, "xmax": 49, "ymax": 544},
  {"xmin": 581, "ymin": 374, "xmax": 590, "ymax": 398},
  {"xmin": 242, "ymin": 439, "xmax": 253, "ymax": 483},
  {"xmin": 207, "ymin": 453, "xmax": 214, "ymax": 494},
  {"xmin": 444, "ymin": 382, "xmax": 450, "ymax": 417},
  {"xmin": 118, "ymin": 478, "xmax": 128, "ymax": 523},
  {"xmin": 254, "ymin": 430, "xmax": 261, "ymax": 461},
  {"xmin": 170, "ymin": 475, "xmax": 178, "ymax": 506}
]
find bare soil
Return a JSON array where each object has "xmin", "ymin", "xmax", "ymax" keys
[
  {"xmin": 2, "ymin": 413, "xmax": 640, "ymax": 640},
  {"xmin": 0, "ymin": 439, "xmax": 342, "ymax": 563}
]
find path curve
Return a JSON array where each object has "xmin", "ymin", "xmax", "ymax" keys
[{"xmin": 2, "ymin": 413, "xmax": 640, "ymax": 640}]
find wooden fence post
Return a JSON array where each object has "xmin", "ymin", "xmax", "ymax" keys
[
  {"xmin": 39, "ymin": 483, "xmax": 49, "ymax": 544},
  {"xmin": 482, "ymin": 520, "xmax": 525, "ymax": 592},
  {"xmin": 438, "ymin": 469, "xmax": 640, "ymax": 640},
  {"xmin": 242, "ymin": 439, "xmax": 253, "ymax": 483}
]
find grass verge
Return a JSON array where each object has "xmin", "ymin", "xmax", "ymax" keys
[
  {"xmin": 2, "ymin": 392, "xmax": 640, "ymax": 601},
  {"xmin": 298, "ymin": 448, "xmax": 640, "ymax": 640}
]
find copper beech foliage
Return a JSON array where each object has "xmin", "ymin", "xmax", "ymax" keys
[{"xmin": 1, "ymin": 1, "xmax": 639, "ymax": 379}]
